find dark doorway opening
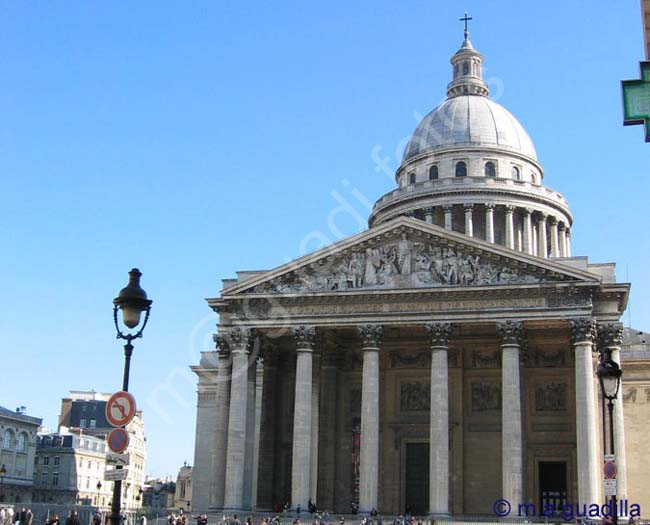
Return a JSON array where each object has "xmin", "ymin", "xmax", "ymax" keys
[
  {"xmin": 405, "ymin": 442, "xmax": 429, "ymax": 515},
  {"xmin": 539, "ymin": 461, "xmax": 567, "ymax": 511}
]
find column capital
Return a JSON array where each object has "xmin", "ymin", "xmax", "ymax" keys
[
  {"xmin": 404, "ymin": 210, "xmax": 416, "ymax": 218},
  {"xmin": 422, "ymin": 206, "xmax": 434, "ymax": 215},
  {"xmin": 597, "ymin": 322, "xmax": 624, "ymax": 349},
  {"xmin": 537, "ymin": 211, "xmax": 548, "ymax": 221},
  {"xmin": 464, "ymin": 203, "xmax": 474, "ymax": 212},
  {"xmin": 443, "ymin": 204, "xmax": 454, "ymax": 213},
  {"xmin": 496, "ymin": 320, "xmax": 524, "ymax": 345},
  {"xmin": 213, "ymin": 333, "xmax": 231, "ymax": 357},
  {"xmin": 505, "ymin": 205, "xmax": 515, "ymax": 213},
  {"xmin": 292, "ymin": 325, "xmax": 319, "ymax": 350},
  {"xmin": 358, "ymin": 324, "xmax": 383, "ymax": 348},
  {"xmin": 569, "ymin": 317, "xmax": 597, "ymax": 345},
  {"xmin": 424, "ymin": 322, "xmax": 453, "ymax": 347},
  {"xmin": 548, "ymin": 216, "xmax": 558, "ymax": 226},
  {"xmin": 219, "ymin": 327, "xmax": 252, "ymax": 353},
  {"xmin": 523, "ymin": 207, "xmax": 533, "ymax": 216},
  {"xmin": 485, "ymin": 202, "xmax": 496, "ymax": 211},
  {"xmin": 558, "ymin": 222, "xmax": 567, "ymax": 232}
]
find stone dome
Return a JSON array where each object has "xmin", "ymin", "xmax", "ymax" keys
[{"xmin": 402, "ymin": 95, "xmax": 538, "ymax": 162}]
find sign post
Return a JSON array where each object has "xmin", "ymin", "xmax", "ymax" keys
[{"xmin": 603, "ymin": 454, "xmax": 617, "ymax": 497}]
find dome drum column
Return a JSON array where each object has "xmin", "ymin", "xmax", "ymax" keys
[
  {"xmin": 549, "ymin": 218, "xmax": 560, "ymax": 257},
  {"xmin": 522, "ymin": 208, "xmax": 534, "ymax": 255},
  {"xmin": 464, "ymin": 204, "xmax": 474, "ymax": 237},
  {"xmin": 485, "ymin": 204, "xmax": 495, "ymax": 244},
  {"xmin": 505, "ymin": 206, "xmax": 515, "ymax": 250},
  {"xmin": 537, "ymin": 213, "xmax": 548, "ymax": 259},
  {"xmin": 559, "ymin": 224, "xmax": 567, "ymax": 257},
  {"xmin": 444, "ymin": 205, "xmax": 453, "ymax": 230}
]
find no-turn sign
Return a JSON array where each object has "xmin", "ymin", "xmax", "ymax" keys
[{"xmin": 106, "ymin": 391, "xmax": 137, "ymax": 428}]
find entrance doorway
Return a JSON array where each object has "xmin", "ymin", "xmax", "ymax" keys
[
  {"xmin": 405, "ymin": 442, "xmax": 429, "ymax": 515},
  {"xmin": 539, "ymin": 461, "xmax": 567, "ymax": 510}
]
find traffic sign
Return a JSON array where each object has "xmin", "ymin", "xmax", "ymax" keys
[
  {"xmin": 106, "ymin": 391, "xmax": 137, "ymax": 428},
  {"xmin": 107, "ymin": 428, "xmax": 130, "ymax": 454},
  {"xmin": 604, "ymin": 479, "xmax": 617, "ymax": 496},
  {"xmin": 106, "ymin": 452, "xmax": 130, "ymax": 466},
  {"xmin": 603, "ymin": 456, "xmax": 617, "ymax": 480},
  {"xmin": 104, "ymin": 468, "xmax": 129, "ymax": 481}
]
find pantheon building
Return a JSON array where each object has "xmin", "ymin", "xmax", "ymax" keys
[{"xmin": 191, "ymin": 30, "xmax": 650, "ymax": 516}]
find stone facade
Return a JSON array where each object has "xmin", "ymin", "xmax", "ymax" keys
[{"xmin": 190, "ymin": 30, "xmax": 642, "ymax": 517}]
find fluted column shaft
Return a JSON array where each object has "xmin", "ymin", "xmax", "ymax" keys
[
  {"xmin": 291, "ymin": 326, "xmax": 316, "ymax": 511},
  {"xmin": 224, "ymin": 329, "xmax": 252, "ymax": 510},
  {"xmin": 444, "ymin": 205, "xmax": 453, "ymax": 230},
  {"xmin": 559, "ymin": 226, "xmax": 567, "ymax": 257},
  {"xmin": 598, "ymin": 323, "xmax": 627, "ymax": 502},
  {"xmin": 570, "ymin": 318, "xmax": 600, "ymax": 507},
  {"xmin": 425, "ymin": 322, "xmax": 452, "ymax": 516},
  {"xmin": 251, "ymin": 359, "xmax": 264, "ymax": 509},
  {"xmin": 212, "ymin": 346, "xmax": 232, "ymax": 509},
  {"xmin": 358, "ymin": 324, "xmax": 383, "ymax": 513},
  {"xmin": 310, "ymin": 352, "xmax": 321, "ymax": 502},
  {"xmin": 550, "ymin": 219, "xmax": 560, "ymax": 257},
  {"xmin": 464, "ymin": 204, "xmax": 474, "ymax": 237},
  {"xmin": 497, "ymin": 321, "xmax": 524, "ymax": 506},
  {"xmin": 485, "ymin": 204, "xmax": 495, "ymax": 243},
  {"xmin": 243, "ymin": 357, "xmax": 257, "ymax": 509},
  {"xmin": 505, "ymin": 206, "xmax": 515, "ymax": 249},
  {"xmin": 537, "ymin": 214, "xmax": 548, "ymax": 258},
  {"xmin": 566, "ymin": 228, "xmax": 572, "ymax": 257},
  {"xmin": 523, "ymin": 209, "xmax": 534, "ymax": 255},
  {"xmin": 424, "ymin": 207, "xmax": 434, "ymax": 224}
]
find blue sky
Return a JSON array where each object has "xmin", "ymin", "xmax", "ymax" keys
[{"xmin": 1, "ymin": 1, "xmax": 648, "ymax": 478}]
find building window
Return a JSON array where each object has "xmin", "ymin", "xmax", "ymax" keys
[
  {"xmin": 54, "ymin": 457, "xmax": 60, "ymax": 466},
  {"xmin": 455, "ymin": 161, "xmax": 467, "ymax": 177},
  {"xmin": 512, "ymin": 166, "xmax": 521, "ymax": 180},
  {"xmin": 89, "ymin": 419, "xmax": 96, "ymax": 428},
  {"xmin": 485, "ymin": 161, "xmax": 496, "ymax": 177},
  {"xmin": 17, "ymin": 433, "xmax": 26, "ymax": 452},
  {"xmin": 41, "ymin": 472, "xmax": 48, "ymax": 484},
  {"xmin": 80, "ymin": 419, "xmax": 87, "ymax": 428},
  {"xmin": 3, "ymin": 430, "xmax": 13, "ymax": 449},
  {"xmin": 408, "ymin": 172, "xmax": 416, "ymax": 184},
  {"xmin": 35, "ymin": 457, "xmax": 39, "ymax": 465},
  {"xmin": 43, "ymin": 457, "xmax": 50, "ymax": 466},
  {"xmin": 463, "ymin": 61, "xmax": 469, "ymax": 75},
  {"xmin": 428, "ymin": 165, "xmax": 439, "ymax": 180},
  {"xmin": 53, "ymin": 473, "xmax": 59, "ymax": 486}
]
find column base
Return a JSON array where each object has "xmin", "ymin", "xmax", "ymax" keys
[{"xmin": 429, "ymin": 513, "xmax": 451, "ymax": 520}]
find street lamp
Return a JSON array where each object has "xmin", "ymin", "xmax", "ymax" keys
[
  {"xmin": 97, "ymin": 481, "xmax": 102, "ymax": 507},
  {"xmin": 109, "ymin": 269, "xmax": 152, "ymax": 525},
  {"xmin": 0, "ymin": 464, "xmax": 7, "ymax": 502},
  {"xmin": 597, "ymin": 351, "xmax": 623, "ymax": 525}
]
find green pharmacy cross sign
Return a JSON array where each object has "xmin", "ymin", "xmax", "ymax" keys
[{"xmin": 622, "ymin": 61, "xmax": 650, "ymax": 142}]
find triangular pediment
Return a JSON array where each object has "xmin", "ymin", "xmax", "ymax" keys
[{"xmin": 223, "ymin": 218, "xmax": 601, "ymax": 296}]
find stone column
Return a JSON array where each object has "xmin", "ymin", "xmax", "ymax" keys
[
  {"xmin": 485, "ymin": 203, "xmax": 495, "ymax": 243},
  {"xmin": 523, "ymin": 208, "xmax": 534, "ymax": 255},
  {"xmin": 291, "ymin": 326, "xmax": 316, "ymax": 511},
  {"xmin": 559, "ymin": 225, "xmax": 567, "ymax": 257},
  {"xmin": 425, "ymin": 322, "xmax": 453, "ymax": 516},
  {"xmin": 549, "ymin": 218, "xmax": 560, "ymax": 257},
  {"xmin": 223, "ymin": 328, "xmax": 252, "ymax": 511},
  {"xmin": 597, "ymin": 322, "xmax": 627, "ymax": 502},
  {"xmin": 566, "ymin": 228, "xmax": 572, "ymax": 256},
  {"xmin": 251, "ymin": 358, "xmax": 264, "ymax": 509},
  {"xmin": 505, "ymin": 205, "xmax": 515, "ymax": 249},
  {"xmin": 570, "ymin": 317, "xmax": 600, "ymax": 507},
  {"xmin": 464, "ymin": 204, "xmax": 474, "ymax": 237},
  {"xmin": 497, "ymin": 320, "xmax": 524, "ymax": 507},
  {"xmin": 319, "ymin": 349, "xmax": 341, "ymax": 511},
  {"xmin": 243, "ymin": 354, "xmax": 258, "ymax": 509},
  {"xmin": 532, "ymin": 223, "xmax": 539, "ymax": 256},
  {"xmin": 423, "ymin": 207, "xmax": 434, "ymax": 224},
  {"xmin": 211, "ymin": 340, "xmax": 233, "ymax": 510},
  {"xmin": 191, "ymin": 352, "xmax": 220, "ymax": 512},
  {"xmin": 310, "ymin": 351, "xmax": 321, "ymax": 504},
  {"xmin": 537, "ymin": 213, "xmax": 548, "ymax": 258},
  {"xmin": 358, "ymin": 324, "xmax": 383, "ymax": 513},
  {"xmin": 444, "ymin": 205, "xmax": 453, "ymax": 230}
]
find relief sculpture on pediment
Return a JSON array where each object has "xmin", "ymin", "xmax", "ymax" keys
[{"xmin": 249, "ymin": 234, "xmax": 546, "ymax": 294}]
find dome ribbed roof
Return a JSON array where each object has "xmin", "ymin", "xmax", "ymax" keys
[{"xmin": 402, "ymin": 95, "xmax": 537, "ymax": 162}]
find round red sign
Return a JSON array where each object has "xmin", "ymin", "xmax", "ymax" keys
[
  {"xmin": 105, "ymin": 391, "xmax": 137, "ymax": 428},
  {"xmin": 108, "ymin": 428, "xmax": 130, "ymax": 454}
]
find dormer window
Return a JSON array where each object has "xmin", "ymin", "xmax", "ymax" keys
[
  {"xmin": 408, "ymin": 172, "xmax": 416, "ymax": 184},
  {"xmin": 512, "ymin": 166, "xmax": 521, "ymax": 181},
  {"xmin": 485, "ymin": 161, "xmax": 496, "ymax": 177},
  {"xmin": 455, "ymin": 161, "xmax": 467, "ymax": 177},
  {"xmin": 429, "ymin": 165, "xmax": 439, "ymax": 180}
]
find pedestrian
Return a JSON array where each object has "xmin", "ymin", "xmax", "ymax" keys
[
  {"xmin": 232, "ymin": 515, "xmax": 241, "ymax": 525},
  {"xmin": 47, "ymin": 514, "xmax": 60, "ymax": 525},
  {"xmin": 139, "ymin": 516, "xmax": 147, "ymax": 525}
]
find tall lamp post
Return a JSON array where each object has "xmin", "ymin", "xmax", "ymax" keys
[
  {"xmin": 597, "ymin": 351, "xmax": 623, "ymax": 525},
  {"xmin": 0, "ymin": 464, "xmax": 7, "ymax": 502},
  {"xmin": 97, "ymin": 481, "xmax": 102, "ymax": 507},
  {"xmin": 109, "ymin": 269, "xmax": 152, "ymax": 525}
]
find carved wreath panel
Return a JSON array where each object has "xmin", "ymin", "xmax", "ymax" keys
[
  {"xmin": 471, "ymin": 382, "xmax": 502, "ymax": 412},
  {"xmin": 400, "ymin": 382, "xmax": 431, "ymax": 412},
  {"xmin": 535, "ymin": 382, "xmax": 568, "ymax": 411}
]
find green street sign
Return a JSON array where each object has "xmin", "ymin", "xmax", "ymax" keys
[{"xmin": 622, "ymin": 61, "xmax": 650, "ymax": 142}]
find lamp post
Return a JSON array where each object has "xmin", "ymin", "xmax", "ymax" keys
[
  {"xmin": 0, "ymin": 464, "xmax": 6, "ymax": 502},
  {"xmin": 97, "ymin": 481, "xmax": 102, "ymax": 507},
  {"xmin": 597, "ymin": 351, "xmax": 623, "ymax": 525},
  {"xmin": 109, "ymin": 269, "xmax": 152, "ymax": 525}
]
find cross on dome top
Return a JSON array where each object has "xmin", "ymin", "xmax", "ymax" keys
[{"xmin": 460, "ymin": 11, "xmax": 472, "ymax": 40}]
